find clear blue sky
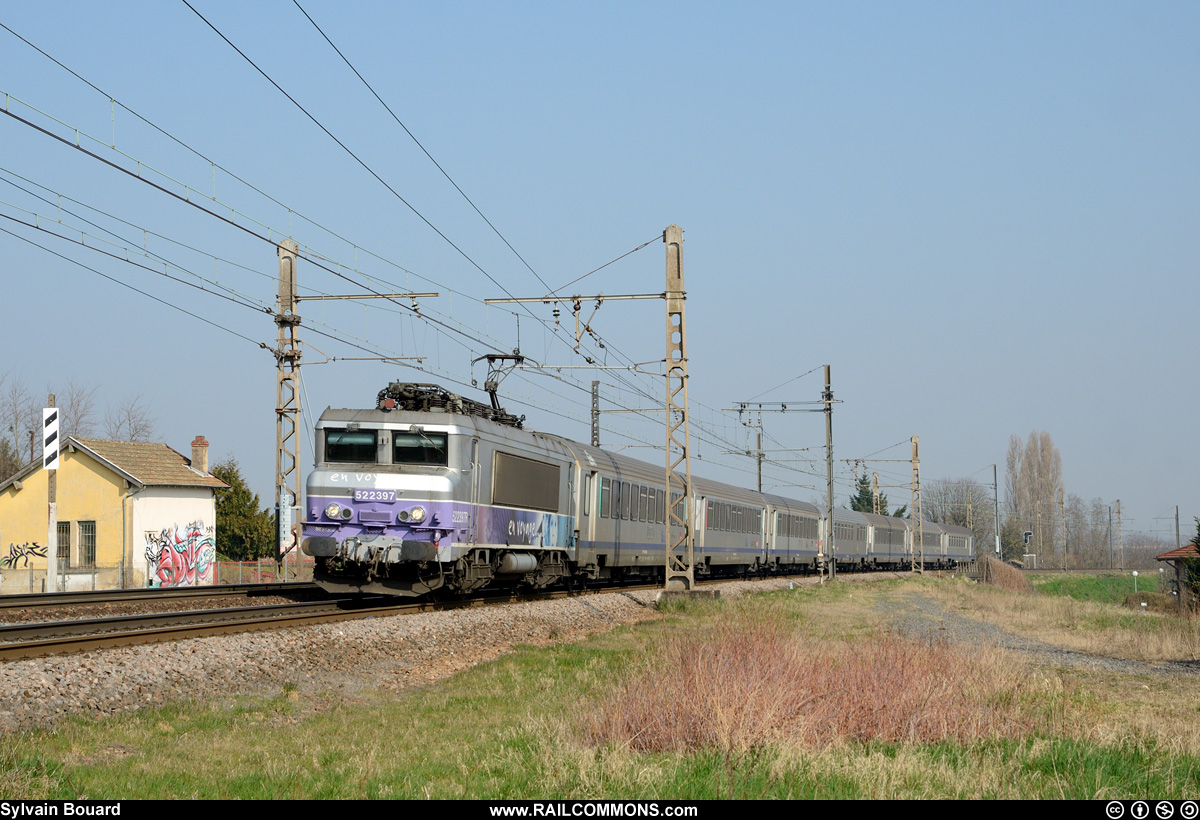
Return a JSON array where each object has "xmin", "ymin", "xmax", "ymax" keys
[{"xmin": 2, "ymin": 1, "xmax": 1196, "ymax": 543}]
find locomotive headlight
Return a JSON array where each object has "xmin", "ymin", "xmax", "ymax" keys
[
  {"xmin": 397, "ymin": 509, "xmax": 410, "ymax": 522},
  {"xmin": 409, "ymin": 506, "xmax": 427, "ymax": 524},
  {"xmin": 324, "ymin": 503, "xmax": 343, "ymax": 520}
]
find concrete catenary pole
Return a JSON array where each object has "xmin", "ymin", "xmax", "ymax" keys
[
  {"xmin": 993, "ymin": 464, "xmax": 1001, "ymax": 558},
  {"xmin": 1059, "ymin": 488, "xmax": 1066, "ymax": 570},
  {"xmin": 911, "ymin": 436, "xmax": 923, "ymax": 574},
  {"xmin": 1108, "ymin": 506, "xmax": 1113, "ymax": 569},
  {"xmin": 824, "ymin": 365, "xmax": 835, "ymax": 581},
  {"xmin": 756, "ymin": 427, "xmax": 763, "ymax": 494},
  {"xmin": 1116, "ymin": 500, "xmax": 1123, "ymax": 570},
  {"xmin": 591, "ymin": 381, "xmax": 600, "ymax": 447},
  {"xmin": 275, "ymin": 240, "xmax": 302, "ymax": 572},
  {"xmin": 663, "ymin": 225, "xmax": 695, "ymax": 591}
]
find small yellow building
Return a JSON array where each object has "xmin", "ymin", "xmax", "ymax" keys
[{"xmin": 0, "ymin": 436, "xmax": 226, "ymax": 592}]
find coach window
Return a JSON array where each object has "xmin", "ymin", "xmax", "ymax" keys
[
  {"xmin": 600, "ymin": 478, "xmax": 612, "ymax": 518},
  {"xmin": 621, "ymin": 482, "xmax": 632, "ymax": 520},
  {"xmin": 325, "ymin": 428, "xmax": 377, "ymax": 463}
]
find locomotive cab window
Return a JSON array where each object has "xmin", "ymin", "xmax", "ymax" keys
[
  {"xmin": 393, "ymin": 431, "xmax": 447, "ymax": 465},
  {"xmin": 324, "ymin": 428, "xmax": 377, "ymax": 463}
]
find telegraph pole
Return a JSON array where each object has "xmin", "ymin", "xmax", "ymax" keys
[
  {"xmin": 275, "ymin": 240, "xmax": 302, "ymax": 569},
  {"xmin": 872, "ymin": 472, "xmax": 881, "ymax": 515}
]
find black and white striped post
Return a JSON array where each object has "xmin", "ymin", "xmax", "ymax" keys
[{"xmin": 44, "ymin": 397, "xmax": 61, "ymax": 593}]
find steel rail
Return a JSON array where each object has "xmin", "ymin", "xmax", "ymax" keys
[
  {"xmin": 0, "ymin": 582, "xmax": 320, "ymax": 609},
  {"xmin": 0, "ymin": 599, "xmax": 402, "ymax": 661}
]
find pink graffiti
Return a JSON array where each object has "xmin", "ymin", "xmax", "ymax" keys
[{"xmin": 145, "ymin": 522, "xmax": 215, "ymax": 587}]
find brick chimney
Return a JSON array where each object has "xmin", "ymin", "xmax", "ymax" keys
[{"xmin": 191, "ymin": 435, "xmax": 210, "ymax": 474}]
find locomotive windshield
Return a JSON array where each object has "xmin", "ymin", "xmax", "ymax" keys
[
  {"xmin": 324, "ymin": 428, "xmax": 376, "ymax": 463},
  {"xmin": 393, "ymin": 432, "xmax": 447, "ymax": 465}
]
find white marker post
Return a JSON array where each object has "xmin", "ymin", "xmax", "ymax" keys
[{"xmin": 44, "ymin": 403, "xmax": 60, "ymax": 593}]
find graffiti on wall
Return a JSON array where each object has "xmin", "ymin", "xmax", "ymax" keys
[
  {"xmin": 1, "ymin": 542, "xmax": 47, "ymax": 568},
  {"xmin": 144, "ymin": 522, "xmax": 215, "ymax": 587}
]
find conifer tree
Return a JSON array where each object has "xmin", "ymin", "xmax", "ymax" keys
[{"xmin": 212, "ymin": 457, "xmax": 275, "ymax": 560}]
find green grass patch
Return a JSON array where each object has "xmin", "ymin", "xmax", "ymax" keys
[
  {"xmin": 3, "ymin": 579, "xmax": 1199, "ymax": 799},
  {"xmin": 1032, "ymin": 572, "xmax": 1148, "ymax": 604}
]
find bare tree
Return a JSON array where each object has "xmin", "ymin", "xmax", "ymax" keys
[
  {"xmin": 1005, "ymin": 431, "xmax": 1063, "ymax": 565},
  {"xmin": 1061, "ymin": 493, "xmax": 1116, "ymax": 568},
  {"xmin": 925, "ymin": 476, "xmax": 997, "ymax": 559},
  {"xmin": 103, "ymin": 393, "xmax": 157, "ymax": 442},
  {"xmin": 56, "ymin": 378, "xmax": 100, "ymax": 439},
  {"xmin": 0, "ymin": 370, "xmax": 37, "ymax": 471}
]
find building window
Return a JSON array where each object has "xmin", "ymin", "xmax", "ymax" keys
[
  {"xmin": 78, "ymin": 521, "xmax": 96, "ymax": 569},
  {"xmin": 57, "ymin": 522, "xmax": 71, "ymax": 574}
]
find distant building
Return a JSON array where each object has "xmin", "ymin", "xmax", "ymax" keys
[
  {"xmin": 0, "ymin": 436, "xmax": 227, "ymax": 592},
  {"xmin": 1156, "ymin": 541, "xmax": 1200, "ymax": 612}
]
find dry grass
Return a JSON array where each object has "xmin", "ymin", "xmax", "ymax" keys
[
  {"xmin": 984, "ymin": 557, "xmax": 1034, "ymax": 593},
  {"xmin": 586, "ymin": 620, "xmax": 1045, "ymax": 755},
  {"xmin": 929, "ymin": 579, "xmax": 1200, "ymax": 662}
]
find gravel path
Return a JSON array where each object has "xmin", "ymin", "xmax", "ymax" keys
[{"xmin": 879, "ymin": 590, "xmax": 1200, "ymax": 678}]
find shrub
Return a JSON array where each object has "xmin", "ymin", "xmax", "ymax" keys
[{"xmin": 586, "ymin": 624, "xmax": 1037, "ymax": 754}]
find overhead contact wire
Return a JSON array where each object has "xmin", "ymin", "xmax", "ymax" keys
[
  {"xmin": 0, "ymin": 224, "xmax": 266, "ymax": 347},
  {"xmin": 290, "ymin": 0, "xmax": 554, "ymax": 295}
]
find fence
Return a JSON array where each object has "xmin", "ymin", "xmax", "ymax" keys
[
  {"xmin": 0, "ymin": 565, "xmax": 122, "ymax": 594},
  {"xmin": 216, "ymin": 555, "xmax": 315, "ymax": 584},
  {"xmin": 1, "ymin": 556, "xmax": 315, "ymax": 593}
]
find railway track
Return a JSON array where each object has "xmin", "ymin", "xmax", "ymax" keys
[
  {"xmin": 0, "ymin": 597, "xmax": 402, "ymax": 660},
  {"xmin": 0, "ymin": 567, "xmax": 885, "ymax": 662},
  {"xmin": 0, "ymin": 581, "xmax": 672, "ymax": 661}
]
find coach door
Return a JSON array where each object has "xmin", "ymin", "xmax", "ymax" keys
[
  {"xmin": 578, "ymin": 469, "xmax": 598, "ymax": 548},
  {"xmin": 759, "ymin": 508, "xmax": 768, "ymax": 565}
]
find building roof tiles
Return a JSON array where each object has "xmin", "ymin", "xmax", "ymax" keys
[{"xmin": 72, "ymin": 438, "xmax": 227, "ymax": 489}]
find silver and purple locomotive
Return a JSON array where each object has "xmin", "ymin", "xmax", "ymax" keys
[{"xmin": 301, "ymin": 383, "xmax": 974, "ymax": 597}]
